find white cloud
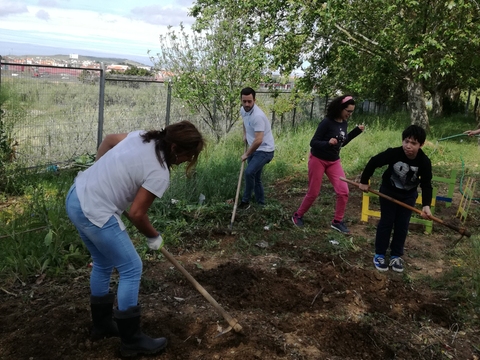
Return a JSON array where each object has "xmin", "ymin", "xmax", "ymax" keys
[
  {"xmin": 1, "ymin": 6, "xmax": 182, "ymax": 56},
  {"xmin": 38, "ymin": 0, "xmax": 59, "ymax": 7},
  {"xmin": 0, "ymin": 1, "xmax": 28, "ymax": 17},
  {"xmin": 176, "ymin": 0, "xmax": 194, "ymax": 6},
  {"xmin": 36, "ymin": 9, "xmax": 50, "ymax": 21},
  {"xmin": 130, "ymin": 5, "xmax": 194, "ymax": 26},
  {"xmin": 0, "ymin": 0, "xmax": 196, "ymax": 59}
]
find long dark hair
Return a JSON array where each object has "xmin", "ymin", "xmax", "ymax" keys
[
  {"xmin": 326, "ymin": 95, "xmax": 356, "ymax": 119},
  {"xmin": 141, "ymin": 121, "xmax": 205, "ymax": 173}
]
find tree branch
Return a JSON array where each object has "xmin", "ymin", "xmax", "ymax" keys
[
  {"xmin": 335, "ymin": 23, "xmax": 380, "ymax": 48},
  {"xmin": 337, "ymin": 39, "xmax": 380, "ymax": 57}
]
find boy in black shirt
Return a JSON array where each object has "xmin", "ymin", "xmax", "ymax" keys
[{"xmin": 359, "ymin": 125, "xmax": 432, "ymax": 272}]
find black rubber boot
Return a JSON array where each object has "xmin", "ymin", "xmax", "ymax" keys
[
  {"xmin": 90, "ymin": 293, "xmax": 120, "ymax": 340},
  {"xmin": 114, "ymin": 305, "xmax": 168, "ymax": 357}
]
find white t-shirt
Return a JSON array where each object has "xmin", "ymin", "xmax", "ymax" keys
[
  {"xmin": 240, "ymin": 104, "xmax": 275, "ymax": 152},
  {"xmin": 75, "ymin": 130, "xmax": 170, "ymax": 229}
]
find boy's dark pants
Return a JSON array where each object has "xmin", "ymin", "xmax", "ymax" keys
[{"xmin": 375, "ymin": 185, "xmax": 417, "ymax": 257}]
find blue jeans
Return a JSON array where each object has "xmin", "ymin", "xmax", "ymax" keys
[
  {"xmin": 242, "ymin": 150, "xmax": 274, "ymax": 205},
  {"xmin": 66, "ymin": 185, "xmax": 142, "ymax": 310}
]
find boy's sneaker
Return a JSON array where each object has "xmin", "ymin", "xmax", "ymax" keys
[
  {"xmin": 389, "ymin": 256, "xmax": 404, "ymax": 273},
  {"xmin": 237, "ymin": 201, "xmax": 250, "ymax": 210},
  {"xmin": 331, "ymin": 220, "xmax": 350, "ymax": 234},
  {"xmin": 292, "ymin": 213, "xmax": 304, "ymax": 228},
  {"xmin": 373, "ymin": 255, "xmax": 388, "ymax": 272}
]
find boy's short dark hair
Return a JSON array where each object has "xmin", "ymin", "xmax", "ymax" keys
[
  {"xmin": 241, "ymin": 87, "xmax": 256, "ymax": 99},
  {"xmin": 402, "ymin": 125, "xmax": 426, "ymax": 145}
]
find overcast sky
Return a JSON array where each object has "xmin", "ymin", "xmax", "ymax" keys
[{"xmin": 0, "ymin": 0, "xmax": 195, "ymax": 64}]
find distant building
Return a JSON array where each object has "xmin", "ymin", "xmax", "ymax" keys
[
  {"xmin": 154, "ymin": 69, "xmax": 174, "ymax": 82},
  {"xmin": 69, "ymin": 54, "xmax": 79, "ymax": 59},
  {"xmin": 106, "ymin": 64, "xmax": 129, "ymax": 73}
]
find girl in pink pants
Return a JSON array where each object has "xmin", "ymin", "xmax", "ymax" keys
[{"xmin": 292, "ymin": 95, "xmax": 364, "ymax": 233}]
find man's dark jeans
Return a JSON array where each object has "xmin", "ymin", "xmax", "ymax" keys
[{"xmin": 242, "ymin": 150, "xmax": 274, "ymax": 205}]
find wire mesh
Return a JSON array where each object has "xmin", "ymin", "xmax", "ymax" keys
[{"xmin": 1, "ymin": 60, "xmax": 381, "ymax": 168}]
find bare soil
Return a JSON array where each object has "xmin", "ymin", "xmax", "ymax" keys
[{"xmin": 1, "ymin": 177, "xmax": 480, "ymax": 360}]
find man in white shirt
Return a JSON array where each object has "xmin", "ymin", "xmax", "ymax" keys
[{"xmin": 239, "ymin": 87, "xmax": 275, "ymax": 208}]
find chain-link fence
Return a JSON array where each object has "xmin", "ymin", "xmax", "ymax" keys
[
  {"xmin": 0, "ymin": 58, "xmax": 385, "ymax": 168},
  {"xmin": 1, "ymin": 62, "xmax": 101, "ymax": 168},
  {"xmin": 0, "ymin": 61, "xmax": 200, "ymax": 168}
]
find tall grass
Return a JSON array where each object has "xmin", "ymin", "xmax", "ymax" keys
[
  {"xmin": 0, "ymin": 169, "xmax": 87, "ymax": 283},
  {"xmin": 1, "ymin": 113, "xmax": 479, "ymax": 288}
]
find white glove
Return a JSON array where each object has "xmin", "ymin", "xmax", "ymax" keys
[{"xmin": 147, "ymin": 234, "xmax": 164, "ymax": 250}]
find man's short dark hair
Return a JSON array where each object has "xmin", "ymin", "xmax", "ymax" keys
[
  {"xmin": 241, "ymin": 87, "xmax": 256, "ymax": 99},
  {"xmin": 402, "ymin": 125, "xmax": 426, "ymax": 145}
]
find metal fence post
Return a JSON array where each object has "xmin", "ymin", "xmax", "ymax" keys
[
  {"xmin": 465, "ymin": 88, "xmax": 471, "ymax": 116},
  {"xmin": 272, "ymin": 92, "xmax": 278, "ymax": 129},
  {"xmin": 292, "ymin": 106, "xmax": 297, "ymax": 127},
  {"xmin": 310, "ymin": 96, "xmax": 314, "ymax": 121},
  {"xmin": 97, "ymin": 63, "xmax": 106, "ymax": 150},
  {"xmin": 292, "ymin": 88, "xmax": 298, "ymax": 127},
  {"xmin": 165, "ymin": 80, "xmax": 172, "ymax": 126}
]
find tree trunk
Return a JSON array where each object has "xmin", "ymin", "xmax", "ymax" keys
[
  {"xmin": 446, "ymin": 87, "xmax": 461, "ymax": 102},
  {"xmin": 431, "ymin": 90, "xmax": 444, "ymax": 118},
  {"xmin": 474, "ymin": 97, "xmax": 479, "ymax": 125},
  {"xmin": 406, "ymin": 78, "xmax": 429, "ymax": 129}
]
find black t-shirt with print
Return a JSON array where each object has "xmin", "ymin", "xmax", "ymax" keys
[{"xmin": 360, "ymin": 146, "xmax": 433, "ymax": 207}]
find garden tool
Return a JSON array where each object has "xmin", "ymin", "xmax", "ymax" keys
[
  {"xmin": 438, "ymin": 133, "xmax": 480, "ymax": 141},
  {"xmin": 160, "ymin": 247, "xmax": 243, "ymax": 337},
  {"xmin": 122, "ymin": 212, "xmax": 243, "ymax": 337},
  {"xmin": 229, "ymin": 142, "xmax": 248, "ymax": 232},
  {"xmin": 340, "ymin": 177, "xmax": 471, "ymax": 239}
]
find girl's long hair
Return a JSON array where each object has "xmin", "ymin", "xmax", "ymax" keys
[
  {"xmin": 326, "ymin": 95, "xmax": 355, "ymax": 120},
  {"xmin": 141, "ymin": 120, "xmax": 205, "ymax": 174}
]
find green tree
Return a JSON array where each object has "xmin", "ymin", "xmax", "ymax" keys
[
  {"xmin": 77, "ymin": 70, "xmax": 97, "ymax": 85},
  {"xmin": 151, "ymin": 18, "xmax": 269, "ymax": 141},
  {"xmin": 191, "ymin": 0, "xmax": 480, "ymax": 127},
  {"xmin": 123, "ymin": 65, "xmax": 152, "ymax": 77},
  {"xmin": 106, "ymin": 65, "xmax": 154, "ymax": 89}
]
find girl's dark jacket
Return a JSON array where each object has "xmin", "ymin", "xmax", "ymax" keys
[{"xmin": 310, "ymin": 117, "xmax": 363, "ymax": 161}]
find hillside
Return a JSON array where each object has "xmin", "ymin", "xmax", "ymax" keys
[{"xmin": 2, "ymin": 54, "xmax": 150, "ymax": 67}]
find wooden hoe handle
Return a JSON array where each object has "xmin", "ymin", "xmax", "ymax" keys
[
  {"xmin": 160, "ymin": 247, "xmax": 243, "ymax": 333},
  {"xmin": 230, "ymin": 160, "xmax": 245, "ymax": 230},
  {"xmin": 340, "ymin": 177, "xmax": 471, "ymax": 238},
  {"xmin": 230, "ymin": 142, "xmax": 248, "ymax": 231}
]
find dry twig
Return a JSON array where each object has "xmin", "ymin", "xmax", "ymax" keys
[{"xmin": 311, "ymin": 287, "xmax": 324, "ymax": 306}]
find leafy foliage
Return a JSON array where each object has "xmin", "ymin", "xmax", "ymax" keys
[
  {"xmin": 77, "ymin": 69, "xmax": 97, "ymax": 85},
  {"xmin": 106, "ymin": 65, "xmax": 155, "ymax": 89},
  {"xmin": 151, "ymin": 18, "xmax": 269, "ymax": 141},
  {"xmin": 191, "ymin": 0, "xmax": 480, "ymax": 125}
]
